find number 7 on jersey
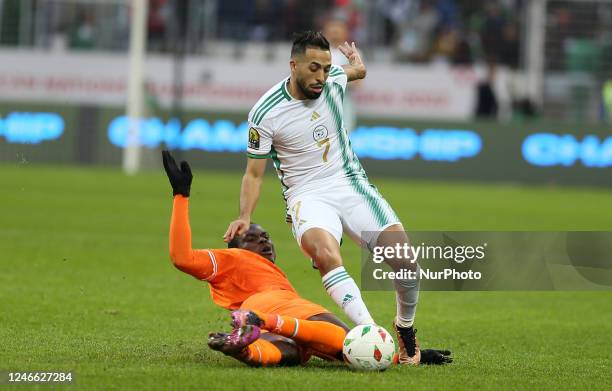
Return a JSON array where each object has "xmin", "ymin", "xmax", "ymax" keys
[{"xmin": 317, "ymin": 138, "xmax": 330, "ymax": 162}]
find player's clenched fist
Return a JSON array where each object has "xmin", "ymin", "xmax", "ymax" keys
[
  {"xmin": 162, "ymin": 150, "xmax": 192, "ymax": 197},
  {"xmin": 224, "ymin": 219, "xmax": 250, "ymax": 242}
]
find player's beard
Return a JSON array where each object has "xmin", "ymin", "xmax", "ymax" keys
[{"xmin": 297, "ymin": 76, "xmax": 323, "ymax": 99}]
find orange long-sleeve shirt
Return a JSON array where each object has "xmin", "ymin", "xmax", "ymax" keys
[{"xmin": 169, "ymin": 195, "xmax": 297, "ymax": 310}]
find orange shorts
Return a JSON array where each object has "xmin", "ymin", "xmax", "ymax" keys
[{"xmin": 240, "ymin": 289, "xmax": 329, "ymax": 320}]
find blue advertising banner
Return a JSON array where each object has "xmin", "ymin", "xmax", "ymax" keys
[{"xmin": 0, "ymin": 104, "xmax": 610, "ymax": 187}]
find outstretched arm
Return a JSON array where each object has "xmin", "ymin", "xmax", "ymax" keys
[
  {"xmin": 224, "ymin": 157, "xmax": 267, "ymax": 242},
  {"xmin": 163, "ymin": 150, "xmax": 215, "ymax": 280},
  {"xmin": 338, "ymin": 41, "xmax": 366, "ymax": 82},
  {"xmin": 169, "ymin": 195, "xmax": 200, "ymax": 276}
]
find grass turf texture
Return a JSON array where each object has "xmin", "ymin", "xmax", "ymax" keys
[{"xmin": 1, "ymin": 163, "xmax": 611, "ymax": 390}]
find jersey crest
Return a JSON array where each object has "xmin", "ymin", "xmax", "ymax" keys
[{"xmin": 312, "ymin": 125, "xmax": 329, "ymax": 142}]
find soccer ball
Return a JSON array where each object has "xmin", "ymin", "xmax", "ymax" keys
[{"xmin": 342, "ymin": 324, "xmax": 396, "ymax": 371}]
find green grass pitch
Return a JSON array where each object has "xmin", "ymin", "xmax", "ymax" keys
[{"xmin": 1, "ymin": 163, "xmax": 611, "ymax": 390}]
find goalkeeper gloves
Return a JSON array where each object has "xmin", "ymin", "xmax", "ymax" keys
[{"xmin": 162, "ymin": 150, "xmax": 192, "ymax": 197}]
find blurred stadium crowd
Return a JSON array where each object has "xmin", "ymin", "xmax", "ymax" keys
[
  {"xmin": 1, "ymin": 1, "xmax": 610, "ymax": 71},
  {"xmin": 1, "ymin": 0, "xmax": 524, "ymax": 68},
  {"xmin": 0, "ymin": 0, "xmax": 611, "ymax": 122},
  {"xmin": 216, "ymin": 0, "xmax": 521, "ymax": 68}
]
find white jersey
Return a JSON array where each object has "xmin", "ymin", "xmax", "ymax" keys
[{"xmin": 246, "ymin": 65, "xmax": 366, "ymax": 201}]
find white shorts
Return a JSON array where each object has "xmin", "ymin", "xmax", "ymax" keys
[{"xmin": 286, "ymin": 178, "xmax": 401, "ymax": 251}]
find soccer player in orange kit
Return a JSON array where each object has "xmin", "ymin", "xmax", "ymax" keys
[
  {"xmin": 164, "ymin": 150, "xmax": 350, "ymax": 366},
  {"xmin": 162, "ymin": 150, "xmax": 452, "ymax": 367}
]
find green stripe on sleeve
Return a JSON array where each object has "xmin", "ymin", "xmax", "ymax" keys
[
  {"xmin": 252, "ymin": 90, "xmax": 282, "ymax": 123},
  {"xmin": 254, "ymin": 94, "xmax": 284, "ymax": 125},
  {"xmin": 247, "ymin": 152, "xmax": 269, "ymax": 159}
]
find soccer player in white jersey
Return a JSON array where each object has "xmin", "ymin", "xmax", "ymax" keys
[{"xmin": 224, "ymin": 31, "xmax": 421, "ymax": 364}]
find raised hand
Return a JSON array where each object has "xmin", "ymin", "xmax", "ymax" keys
[
  {"xmin": 162, "ymin": 150, "xmax": 192, "ymax": 197},
  {"xmin": 223, "ymin": 219, "xmax": 250, "ymax": 243},
  {"xmin": 338, "ymin": 41, "xmax": 363, "ymax": 67}
]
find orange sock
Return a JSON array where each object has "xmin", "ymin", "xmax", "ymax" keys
[
  {"xmin": 254, "ymin": 311, "xmax": 346, "ymax": 357},
  {"xmin": 239, "ymin": 339, "xmax": 282, "ymax": 367}
]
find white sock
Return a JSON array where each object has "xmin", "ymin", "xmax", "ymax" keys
[
  {"xmin": 392, "ymin": 264, "xmax": 420, "ymax": 328},
  {"xmin": 322, "ymin": 266, "xmax": 375, "ymax": 325}
]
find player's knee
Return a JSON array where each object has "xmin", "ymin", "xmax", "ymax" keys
[
  {"xmin": 376, "ymin": 227, "xmax": 409, "ymax": 248},
  {"xmin": 377, "ymin": 228, "xmax": 417, "ymax": 271}
]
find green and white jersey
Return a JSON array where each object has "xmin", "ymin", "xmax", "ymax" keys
[{"xmin": 246, "ymin": 65, "xmax": 367, "ymax": 201}]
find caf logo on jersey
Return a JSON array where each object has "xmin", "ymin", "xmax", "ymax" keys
[
  {"xmin": 312, "ymin": 125, "xmax": 328, "ymax": 142},
  {"xmin": 248, "ymin": 127, "xmax": 260, "ymax": 149}
]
